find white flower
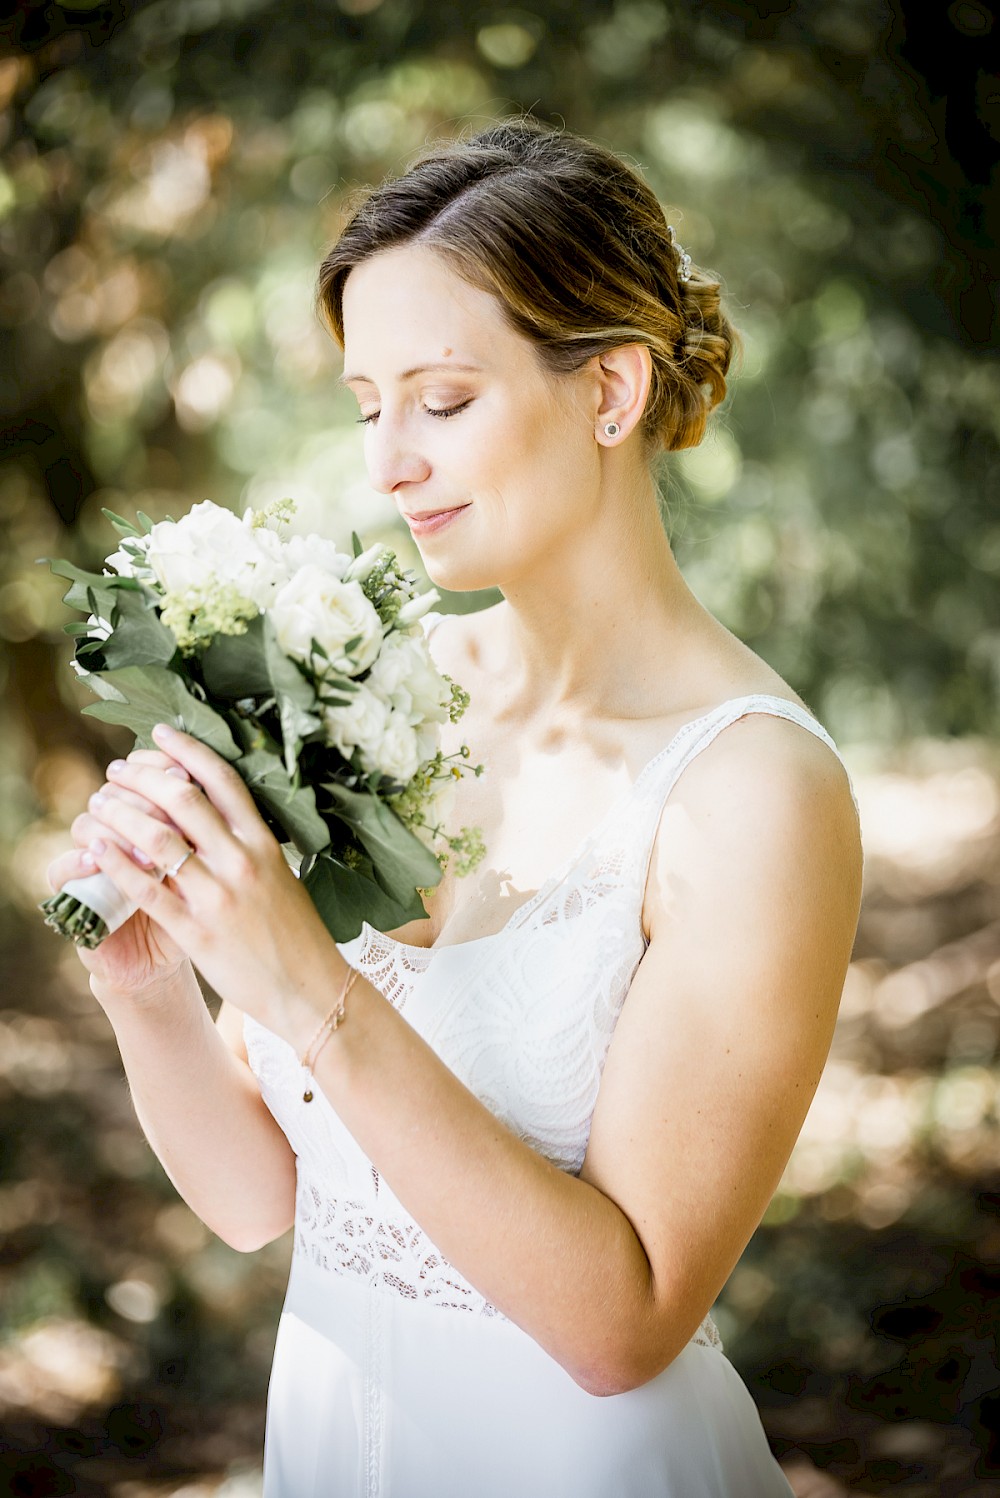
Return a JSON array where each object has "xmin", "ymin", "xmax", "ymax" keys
[
  {"xmin": 148, "ymin": 501, "xmax": 287, "ymax": 609},
  {"xmin": 343, "ymin": 542, "xmax": 387, "ymax": 583},
  {"xmin": 86, "ymin": 613, "xmax": 113, "ymax": 641},
  {"xmin": 414, "ymin": 719, "xmax": 441, "ymax": 764},
  {"xmin": 364, "ymin": 709, "xmax": 421, "ymax": 783},
  {"xmin": 397, "ymin": 588, "xmax": 440, "ymax": 626},
  {"xmin": 270, "ymin": 565, "xmax": 382, "ymax": 675},
  {"xmin": 368, "ymin": 631, "xmax": 451, "ymax": 724},
  {"xmin": 323, "ymin": 682, "xmax": 389, "ymax": 762},
  {"xmin": 105, "ymin": 533, "xmax": 153, "ymax": 579},
  {"xmin": 283, "ymin": 533, "xmax": 352, "ymax": 579}
]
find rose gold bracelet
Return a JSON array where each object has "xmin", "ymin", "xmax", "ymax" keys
[{"xmin": 300, "ymin": 966, "xmax": 358, "ymax": 1103}]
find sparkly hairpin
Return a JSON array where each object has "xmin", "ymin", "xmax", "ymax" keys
[{"xmin": 667, "ymin": 224, "xmax": 693, "ymax": 284}]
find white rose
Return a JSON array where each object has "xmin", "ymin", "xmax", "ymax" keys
[
  {"xmin": 362, "ymin": 710, "xmax": 420, "ymax": 783},
  {"xmin": 414, "ymin": 719, "xmax": 442, "ymax": 764},
  {"xmin": 323, "ymin": 683, "xmax": 389, "ymax": 762},
  {"xmin": 282, "ymin": 533, "xmax": 352, "ymax": 579},
  {"xmin": 148, "ymin": 501, "xmax": 287, "ymax": 608},
  {"xmin": 270, "ymin": 565, "xmax": 382, "ymax": 675},
  {"xmin": 367, "ymin": 631, "xmax": 451, "ymax": 724}
]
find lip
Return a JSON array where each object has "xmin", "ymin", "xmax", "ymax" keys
[{"xmin": 403, "ymin": 504, "xmax": 471, "ymax": 536}]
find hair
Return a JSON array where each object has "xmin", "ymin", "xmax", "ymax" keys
[{"xmin": 317, "ymin": 118, "xmax": 737, "ymax": 453}]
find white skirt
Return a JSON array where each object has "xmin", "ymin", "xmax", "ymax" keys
[{"xmin": 262, "ymin": 1255, "xmax": 793, "ymax": 1498}]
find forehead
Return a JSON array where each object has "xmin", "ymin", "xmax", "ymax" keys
[{"xmin": 340, "ymin": 244, "xmax": 519, "ymax": 374}]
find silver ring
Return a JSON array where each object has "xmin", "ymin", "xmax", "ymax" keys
[{"xmin": 163, "ymin": 847, "xmax": 194, "ymax": 880}]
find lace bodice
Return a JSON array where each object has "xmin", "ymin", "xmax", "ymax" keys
[{"xmin": 244, "ymin": 694, "xmax": 849, "ymax": 1347}]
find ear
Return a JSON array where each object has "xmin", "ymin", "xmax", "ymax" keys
[{"xmin": 593, "ymin": 345, "xmax": 652, "ymax": 445}]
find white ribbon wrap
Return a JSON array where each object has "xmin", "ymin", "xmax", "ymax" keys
[{"xmin": 57, "ymin": 872, "xmax": 139, "ymax": 936}]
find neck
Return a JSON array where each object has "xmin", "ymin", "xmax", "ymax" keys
[{"xmin": 496, "ymin": 467, "xmax": 709, "ymax": 721}]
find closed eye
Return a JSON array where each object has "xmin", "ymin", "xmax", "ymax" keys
[
  {"xmin": 425, "ymin": 399, "xmax": 473, "ymax": 420},
  {"xmin": 355, "ymin": 399, "xmax": 473, "ymax": 427}
]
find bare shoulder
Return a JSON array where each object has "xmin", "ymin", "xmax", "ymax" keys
[
  {"xmin": 644, "ymin": 707, "xmax": 863, "ymax": 942},
  {"xmin": 424, "ymin": 601, "xmax": 506, "ymax": 688}
]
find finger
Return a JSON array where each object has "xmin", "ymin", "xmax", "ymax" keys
[
  {"xmin": 47, "ymin": 846, "xmax": 99, "ymax": 892},
  {"xmin": 150, "ymin": 725, "xmax": 265, "ymax": 841},
  {"xmin": 86, "ymin": 789, "xmax": 209, "ymax": 877},
  {"xmin": 71, "ymin": 810, "xmax": 160, "ymax": 869},
  {"xmin": 95, "ymin": 781, "xmax": 179, "ymax": 823},
  {"xmin": 86, "ymin": 836, "xmax": 190, "ymax": 937},
  {"xmin": 101, "ymin": 762, "xmax": 236, "ymax": 856},
  {"xmin": 122, "ymin": 749, "xmax": 191, "ymax": 777}
]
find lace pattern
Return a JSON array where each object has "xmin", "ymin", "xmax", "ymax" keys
[{"xmin": 245, "ymin": 695, "xmax": 854, "ymax": 1353}]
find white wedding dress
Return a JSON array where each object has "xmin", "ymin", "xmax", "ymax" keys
[{"xmin": 244, "ymin": 693, "xmax": 849, "ymax": 1497}]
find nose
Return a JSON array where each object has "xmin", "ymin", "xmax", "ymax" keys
[{"xmin": 364, "ymin": 413, "xmax": 431, "ymax": 496}]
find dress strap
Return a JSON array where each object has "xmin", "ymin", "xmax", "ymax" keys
[{"xmin": 634, "ymin": 694, "xmax": 859, "ymax": 892}]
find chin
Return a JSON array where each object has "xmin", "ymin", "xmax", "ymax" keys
[{"xmin": 418, "ymin": 549, "xmax": 502, "ymax": 596}]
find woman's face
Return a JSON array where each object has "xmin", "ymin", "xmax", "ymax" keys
[{"xmin": 340, "ymin": 245, "xmax": 601, "ymax": 594}]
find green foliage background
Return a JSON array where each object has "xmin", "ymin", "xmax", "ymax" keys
[{"xmin": 1, "ymin": 2, "xmax": 998, "ymax": 1493}]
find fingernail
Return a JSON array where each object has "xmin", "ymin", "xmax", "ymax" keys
[
  {"xmin": 165, "ymin": 766, "xmax": 189, "ymax": 779},
  {"xmin": 90, "ymin": 839, "xmax": 107, "ymax": 855},
  {"xmin": 152, "ymin": 723, "xmax": 175, "ymax": 741},
  {"xmin": 131, "ymin": 846, "xmax": 155, "ymax": 867},
  {"xmin": 90, "ymin": 791, "xmax": 107, "ymax": 808},
  {"xmin": 107, "ymin": 759, "xmax": 126, "ymax": 775},
  {"xmin": 81, "ymin": 851, "xmax": 96, "ymax": 869}
]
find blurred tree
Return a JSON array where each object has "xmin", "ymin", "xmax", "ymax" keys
[
  {"xmin": 1, "ymin": 0, "xmax": 997, "ymax": 739},
  {"xmin": 2, "ymin": 6, "xmax": 1000, "ymax": 1492}
]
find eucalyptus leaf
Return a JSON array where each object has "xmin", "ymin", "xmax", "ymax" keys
[
  {"xmin": 302, "ymin": 850, "xmax": 426, "ymax": 943},
  {"xmin": 101, "ymin": 588, "xmax": 177, "ymax": 669},
  {"xmin": 82, "ymin": 666, "xmax": 241, "ymax": 758},
  {"xmin": 83, "ymin": 672, "xmax": 128, "ymax": 704},
  {"xmin": 45, "ymin": 558, "xmax": 138, "ymax": 622},
  {"xmin": 101, "ymin": 508, "xmax": 142, "ymax": 538},
  {"xmin": 236, "ymin": 746, "xmax": 329, "ymax": 854},
  {"xmin": 201, "ymin": 613, "xmax": 272, "ymax": 699},
  {"xmin": 323, "ymin": 780, "xmax": 441, "ymax": 903},
  {"xmin": 263, "ymin": 617, "xmax": 322, "ymax": 773}
]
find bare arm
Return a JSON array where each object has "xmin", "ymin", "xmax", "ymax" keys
[
  {"xmin": 84, "ymin": 717, "xmax": 861, "ymax": 1392},
  {"xmin": 100, "ymin": 975, "xmax": 296, "ymax": 1252},
  {"xmin": 48, "ymin": 763, "xmax": 296, "ymax": 1253}
]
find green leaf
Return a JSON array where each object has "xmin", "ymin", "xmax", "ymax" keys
[
  {"xmin": 302, "ymin": 850, "xmax": 426, "ymax": 943},
  {"xmin": 351, "ymin": 531, "xmax": 363, "ymax": 558},
  {"xmin": 322, "ymin": 780, "xmax": 441, "ymax": 904},
  {"xmin": 236, "ymin": 745, "xmax": 329, "ymax": 854},
  {"xmin": 101, "ymin": 508, "xmax": 142, "ymax": 539},
  {"xmin": 201, "ymin": 613, "xmax": 272, "ymax": 699},
  {"xmin": 43, "ymin": 558, "xmax": 135, "ymax": 624},
  {"xmin": 100, "ymin": 588, "xmax": 177, "ymax": 669},
  {"xmin": 84, "ymin": 672, "xmax": 128, "ymax": 704},
  {"xmin": 263, "ymin": 617, "xmax": 322, "ymax": 774},
  {"xmin": 82, "ymin": 666, "xmax": 241, "ymax": 759},
  {"xmin": 136, "ymin": 511, "xmax": 156, "ymax": 534}
]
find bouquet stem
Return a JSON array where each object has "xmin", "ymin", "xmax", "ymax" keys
[{"xmin": 39, "ymin": 872, "xmax": 139, "ymax": 950}]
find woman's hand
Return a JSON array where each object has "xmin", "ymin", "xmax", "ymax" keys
[
  {"xmin": 78, "ymin": 724, "xmax": 337, "ymax": 1046},
  {"xmin": 46, "ymin": 749, "xmax": 193, "ymax": 1003}
]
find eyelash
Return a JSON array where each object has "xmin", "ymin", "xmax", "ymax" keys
[{"xmin": 356, "ymin": 399, "xmax": 473, "ymax": 427}]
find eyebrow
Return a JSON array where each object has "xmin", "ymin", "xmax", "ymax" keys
[{"xmin": 339, "ymin": 362, "xmax": 484, "ymax": 386}]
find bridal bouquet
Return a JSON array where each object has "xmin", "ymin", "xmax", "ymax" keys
[{"xmin": 40, "ymin": 499, "xmax": 484, "ymax": 949}]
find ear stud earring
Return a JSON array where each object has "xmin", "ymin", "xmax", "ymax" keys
[{"xmin": 603, "ymin": 421, "xmax": 621, "ymax": 438}]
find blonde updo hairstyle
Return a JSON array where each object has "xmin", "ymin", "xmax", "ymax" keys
[{"xmin": 318, "ymin": 119, "xmax": 736, "ymax": 453}]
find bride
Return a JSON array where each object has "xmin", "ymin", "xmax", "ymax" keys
[{"xmin": 48, "ymin": 120, "xmax": 862, "ymax": 1495}]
